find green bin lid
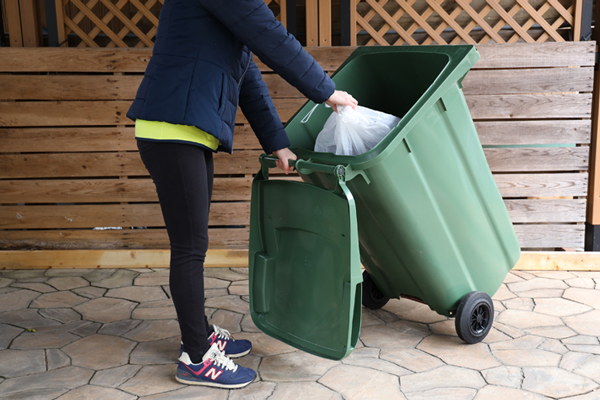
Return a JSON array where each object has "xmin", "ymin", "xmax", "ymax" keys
[{"xmin": 249, "ymin": 173, "xmax": 362, "ymax": 360}]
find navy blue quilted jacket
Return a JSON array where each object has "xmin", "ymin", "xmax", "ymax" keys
[{"xmin": 127, "ymin": 0, "xmax": 336, "ymax": 153}]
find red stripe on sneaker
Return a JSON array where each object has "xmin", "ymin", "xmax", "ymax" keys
[{"xmin": 184, "ymin": 360, "xmax": 212, "ymax": 376}]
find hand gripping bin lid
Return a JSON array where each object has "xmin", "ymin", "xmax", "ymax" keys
[{"xmin": 249, "ymin": 45, "xmax": 521, "ymax": 359}]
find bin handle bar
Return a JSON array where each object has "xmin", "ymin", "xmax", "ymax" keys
[
  {"xmin": 260, "ymin": 154, "xmax": 339, "ymax": 175},
  {"xmin": 259, "ymin": 154, "xmax": 371, "ymax": 185}
]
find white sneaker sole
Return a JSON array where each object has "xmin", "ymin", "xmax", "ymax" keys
[
  {"xmin": 227, "ymin": 347, "xmax": 252, "ymax": 359},
  {"xmin": 175, "ymin": 374, "xmax": 255, "ymax": 389}
]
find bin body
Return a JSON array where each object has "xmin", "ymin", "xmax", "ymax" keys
[{"xmin": 285, "ymin": 45, "xmax": 521, "ymax": 316}]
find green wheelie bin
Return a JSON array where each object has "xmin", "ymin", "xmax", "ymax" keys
[{"xmin": 248, "ymin": 45, "xmax": 521, "ymax": 360}]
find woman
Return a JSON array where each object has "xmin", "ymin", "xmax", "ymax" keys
[{"xmin": 127, "ymin": 0, "xmax": 357, "ymax": 389}]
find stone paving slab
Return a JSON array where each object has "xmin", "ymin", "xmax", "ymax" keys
[{"xmin": 1, "ymin": 268, "xmax": 600, "ymax": 399}]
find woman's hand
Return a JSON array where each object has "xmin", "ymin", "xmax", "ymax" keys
[
  {"xmin": 325, "ymin": 90, "xmax": 358, "ymax": 113},
  {"xmin": 273, "ymin": 147, "xmax": 297, "ymax": 175}
]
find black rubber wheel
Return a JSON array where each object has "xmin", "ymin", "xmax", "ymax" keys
[
  {"xmin": 362, "ymin": 271, "xmax": 390, "ymax": 310},
  {"xmin": 455, "ymin": 291, "xmax": 494, "ymax": 344}
]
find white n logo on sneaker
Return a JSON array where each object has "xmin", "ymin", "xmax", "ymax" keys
[
  {"xmin": 205, "ymin": 367, "xmax": 223, "ymax": 380},
  {"xmin": 216, "ymin": 341, "xmax": 226, "ymax": 352}
]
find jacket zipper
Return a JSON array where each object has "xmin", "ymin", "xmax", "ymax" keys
[{"xmin": 238, "ymin": 53, "xmax": 251, "ymax": 89}]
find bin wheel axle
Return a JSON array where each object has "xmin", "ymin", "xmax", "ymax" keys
[
  {"xmin": 455, "ymin": 291, "xmax": 494, "ymax": 344},
  {"xmin": 362, "ymin": 271, "xmax": 390, "ymax": 310}
]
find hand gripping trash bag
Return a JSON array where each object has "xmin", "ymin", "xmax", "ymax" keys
[{"xmin": 314, "ymin": 105, "xmax": 400, "ymax": 156}]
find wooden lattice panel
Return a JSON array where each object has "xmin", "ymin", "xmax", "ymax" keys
[
  {"xmin": 61, "ymin": 0, "xmax": 285, "ymax": 47},
  {"xmin": 356, "ymin": 0, "xmax": 577, "ymax": 45},
  {"xmin": 265, "ymin": 0, "xmax": 287, "ymax": 24},
  {"xmin": 62, "ymin": 0, "xmax": 163, "ymax": 47}
]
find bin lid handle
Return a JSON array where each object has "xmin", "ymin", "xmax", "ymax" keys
[{"xmin": 259, "ymin": 154, "xmax": 370, "ymax": 185}]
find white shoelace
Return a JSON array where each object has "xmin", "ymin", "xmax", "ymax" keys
[
  {"xmin": 213, "ymin": 324, "xmax": 233, "ymax": 341},
  {"xmin": 208, "ymin": 345, "xmax": 238, "ymax": 372}
]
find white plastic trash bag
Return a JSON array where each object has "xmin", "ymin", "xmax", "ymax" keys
[{"xmin": 314, "ymin": 105, "xmax": 400, "ymax": 156}]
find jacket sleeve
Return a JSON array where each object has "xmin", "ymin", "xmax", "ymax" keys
[
  {"xmin": 198, "ymin": 0, "xmax": 335, "ymax": 104},
  {"xmin": 239, "ymin": 58, "xmax": 290, "ymax": 154}
]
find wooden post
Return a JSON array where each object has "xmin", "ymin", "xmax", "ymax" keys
[
  {"xmin": 5, "ymin": 0, "xmax": 23, "ymax": 46},
  {"xmin": 306, "ymin": 0, "xmax": 334, "ymax": 47},
  {"xmin": 279, "ymin": 0, "xmax": 286, "ymax": 27},
  {"xmin": 585, "ymin": 64, "xmax": 600, "ymax": 249},
  {"xmin": 3, "ymin": 0, "xmax": 42, "ymax": 46},
  {"xmin": 18, "ymin": 0, "xmax": 39, "ymax": 46},
  {"xmin": 306, "ymin": 0, "xmax": 318, "ymax": 46},
  {"xmin": 584, "ymin": 5, "xmax": 600, "ymax": 250},
  {"xmin": 573, "ymin": 0, "xmax": 582, "ymax": 41},
  {"xmin": 318, "ymin": 0, "xmax": 331, "ymax": 46}
]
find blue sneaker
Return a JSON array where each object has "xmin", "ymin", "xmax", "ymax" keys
[
  {"xmin": 180, "ymin": 324, "xmax": 252, "ymax": 359},
  {"xmin": 176, "ymin": 343, "xmax": 256, "ymax": 389},
  {"xmin": 208, "ymin": 325, "xmax": 252, "ymax": 358}
]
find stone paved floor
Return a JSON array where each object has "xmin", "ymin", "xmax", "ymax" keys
[{"xmin": 1, "ymin": 267, "xmax": 600, "ymax": 399}]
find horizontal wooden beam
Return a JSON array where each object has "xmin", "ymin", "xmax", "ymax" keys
[
  {"xmin": 505, "ymin": 199, "xmax": 586, "ymax": 223},
  {"xmin": 0, "ymin": 249, "xmax": 248, "ymax": 269},
  {"xmin": 476, "ymin": 120, "xmax": 591, "ymax": 146},
  {"xmin": 514, "ymin": 224, "xmax": 585, "ymax": 249},
  {"xmin": 0, "ymin": 99, "xmax": 305, "ymax": 127},
  {"xmin": 3, "ymin": 66, "xmax": 592, "ymax": 102},
  {"xmin": 0, "ymin": 228, "xmax": 249, "ymax": 250},
  {"xmin": 514, "ymin": 252, "xmax": 600, "ymax": 271},
  {"xmin": 0, "ymin": 125, "xmax": 261, "ymax": 153},
  {"xmin": 484, "ymin": 147, "xmax": 589, "ymax": 173},
  {"xmin": 0, "ymin": 198, "xmax": 584, "ymax": 229},
  {"xmin": 468, "ymin": 93, "xmax": 592, "ymax": 120},
  {"xmin": 0, "ymin": 177, "xmax": 253, "ymax": 204},
  {"xmin": 0, "ymin": 150, "xmax": 264, "ymax": 178},
  {"xmin": 494, "ymin": 173, "xmax": 588, "ymax": 198},
  {"xmin": 0, "ymin": 202, "xmax": 250, "ymax": 230},
  {"xmin": 462, "ymin": 67, "xmax": 594, "ymax": 95},
  {"xmin": 1, "ymin": 94, "xmax": 591, "ymax": 129},
  {"xmin": 0, "ymin": 48, "xmax": 153, "ymax": 73},
  {"xmin": 0, "ymin": 43, "xmax": 594, "ymax": 74},
  {"xmin": 0, "ymin": 75, "xmax": 143, "ymax": 101},
  {"xmin": 473, "ymin": 42, "xmax": 596, "ymax": 69},
  {"xmin": 2, "ymin": 250, "xmax": 599, "ymax": 271}
]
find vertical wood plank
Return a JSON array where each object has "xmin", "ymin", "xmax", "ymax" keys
[
  {"xmin": 586, "ymin": 2, "xmax": 600, "ymax": 227},
  {"xmin": 18, "ymin": 0, "xmax": 39, "ymax": 46},
  {"xmin": 318, "ymin": 0, "xmax": 331, "ymax": 46},
  {"xmin": 306, "ymin": 0, "xmax": 318, "ymax": 46},
  {"xmin": 586, "ymin": 56, "xmax": 600, "ymax": 224},
  {"xmin": 573, "ymin": 0, "xmax": 583, "ymax": 41},
  {"xmin": 5, "ymin": 0, "xmax": 23, "ymax": 46},
  {"xmin": 54, "ymin": 0, "xmax": 66, "ymax": 46},
  {"xmin": 279, "ymin": 0, "xmax": 286, "ymax": 27}
]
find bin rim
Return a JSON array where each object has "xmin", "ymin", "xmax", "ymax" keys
[{"xmin": 289, "ymin": 45, "xmax": 480, "ymax": 171}]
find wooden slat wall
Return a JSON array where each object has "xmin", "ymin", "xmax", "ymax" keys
[
  {"xmin": 0, "ymin": 42, "xmax": 594, "ymax": 250},
  {"xmin": 476, "ymin": 42, "xmax": 594, "ymax": 249}
]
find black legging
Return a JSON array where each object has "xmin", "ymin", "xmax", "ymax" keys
[{"xmin": 137, "ymin": 139, "xmax": 213, "ymax": 363}]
